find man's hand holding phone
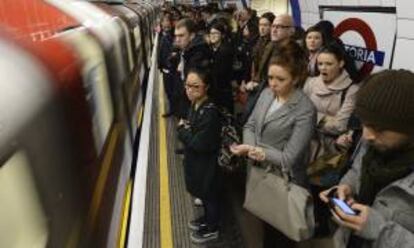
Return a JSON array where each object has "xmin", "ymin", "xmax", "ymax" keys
[
  {"xmin": 319, "ymin": 184, "xmax": 353, "ymax": 204},
  {"xmin": 320, "ymin": 185, "xmax": 371, "ymax": 233}
]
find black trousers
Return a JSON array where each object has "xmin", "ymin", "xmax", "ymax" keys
[
  {"xmin": 162, "ymin": 72, "xmax": 177, "ymax": 114},
  {"xmin": 213, "ymin": 89, "xmax": 234, "ymax": 114},
  {"xmin": 202, "ymin": 196, "xmax": 220, "ymax": 229},
  {"xmin": 176, "ymin": 81, "xmax": 190, "ymax": 119},
  {"xmin": 263, "ymin": 222, "xmax": 296, "ymax": 248}
]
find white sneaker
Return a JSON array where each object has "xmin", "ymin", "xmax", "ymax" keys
[
  {"xmin": 190, "ymin": 226, "xmax": 219, "ymax": 244},
  {"xmin": 194, "ymin": 198, "xmax": 203, "ymax": 207}
]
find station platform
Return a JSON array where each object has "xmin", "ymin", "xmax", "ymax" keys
[
  {"xmin": 126, "ymin": 35, "xmax": 335, "ymax": 248},
  {"xmin": 147, "ymin": 90, "xmax": 247, "ymax": 247},
  {"xmin": 129, "ymin": 70, "xmax": 246, "ymax": 247}
]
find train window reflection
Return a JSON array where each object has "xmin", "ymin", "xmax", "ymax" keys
[{"xmin": 0, "ymin": 151, "xmax": 48, "ymax": 248}]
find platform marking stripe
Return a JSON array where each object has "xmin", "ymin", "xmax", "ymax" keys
[
  {"xmin": 159, "ymin": 75, "xmax": 173, "ymax": 248},
  {"xmin": 118, "ymin": 180, "xmax": 132, "ymax": 248},
  {"xmin": 137, "ymin": 106, "xmax": 144, "ymax": 129}
]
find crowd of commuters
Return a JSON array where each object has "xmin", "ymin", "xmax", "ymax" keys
[{"xmin": 157, "ymin": 3, "xmax": 414, "ymax": 247}]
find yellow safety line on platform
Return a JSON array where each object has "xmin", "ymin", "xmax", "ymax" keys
[
  {"xmin": 137, "ymin": 106, "xmax": 143, "ymax": 129},
  {"xmin": 118, "ymin": 180, "xmax": 132, "ymax": 248},
  {"xmin": 159, "ymin": 75, "xmax": 174, "ymax": 248}
]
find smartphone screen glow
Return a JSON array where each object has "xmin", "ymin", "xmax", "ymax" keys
[{"xmin": 332, "ymin": 198, "xmax": 357, "ymax": 215}]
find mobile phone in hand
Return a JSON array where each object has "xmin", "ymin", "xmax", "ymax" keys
[{"xmin": 330, "ymin": 197, "xmax": 358, "ymax": 216}]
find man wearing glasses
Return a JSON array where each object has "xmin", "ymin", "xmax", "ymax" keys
[{"xmin": 243, "ymin": 14, "xmax": 297, "ymax": 123}]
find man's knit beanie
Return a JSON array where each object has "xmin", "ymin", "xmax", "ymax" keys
[{"xmin": 355, "ymin": 69, "xmax": 414, "ymax": 135}]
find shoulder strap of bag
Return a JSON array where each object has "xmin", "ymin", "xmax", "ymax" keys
[{"xmin": 340, "ymin": 83, "xmax": 353, "ymax": 106}]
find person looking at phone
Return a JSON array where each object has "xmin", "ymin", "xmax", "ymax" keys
[{"xmin": 319, "ymin": 69, "xmax": 414, "ymax": 248}]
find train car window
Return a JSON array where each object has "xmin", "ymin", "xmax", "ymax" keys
[
  {"xmin": 0, "ymin": 151, "xmax": 49, "ymax": 248},
  {"xmin": 56, "ymin": 28, "xmax": 115, "ymax": 154}
]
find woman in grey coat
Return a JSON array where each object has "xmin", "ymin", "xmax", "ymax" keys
[{"xmin": 231, "ymin": 41, "xmax": 316, "ymax": 247}]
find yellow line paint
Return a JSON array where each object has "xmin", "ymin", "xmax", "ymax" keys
[
  {"xmin": 159, "ymin": 75, "xmax": 174, "ymax": 248},
  {"xmin": 87, "ymin": 125, "xmax": 120, "ymax": 231},
  {"xmin": 118, "ymin": 180, "xmax": 132, "ymax": 248},
  {"xmin": 137, "ymin": 106, "xmax": 143, "ymax": 129}
]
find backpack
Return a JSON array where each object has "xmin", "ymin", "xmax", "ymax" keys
[{"xmin": 205, "ymin": 103, "xmax": 243, "ymax": 172}]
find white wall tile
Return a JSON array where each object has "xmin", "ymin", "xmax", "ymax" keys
[
  {"xmin": 397, "ymin": 19, "xmax": 414, "ymax": 39},
  {"xmin": 341, "ymin": 0, "xmax": 359, "ymax": 6},
  {"xmin": 301, "ymin": 12, "xmax": 309, "ymax": 25},
  {"xmin": 392, "ymin": 38, "xmax": 414, "ymax": 71},
  {"xmin": 328, "ymin": 0, "xmax": 338, "ymax": 5},
  {"xmin": 299, "ymin": 0, "xmax": 308, "ymax": 12},
  {"xmin": 308, "ymin": 1, "xmax": 319, "ymax": 13},
  {"xmin": 310, "ymin": 13, "xmax": 321, "ymax": 25},
  {"xmin": 303, "ymin": 23, "xmax": 312, "ymax": 30},
  {"xmin": 382, "ymin": 0, "xmax": 396, "ymax": 7},
  {"xmin": 362, "ymin": 0, "xmax": 382, "ymax": 6},
  {"xmin": 318, "ymin": 0, "xmax": 330, "ymax": 6},
  {"xmin": 396, "ymin": 0, "xmax": 414, "ymax": 19}
]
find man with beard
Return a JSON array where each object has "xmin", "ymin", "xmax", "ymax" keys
[{"xmin": 320, "ymin": 69, "xmax": 414, "ymax": 248}]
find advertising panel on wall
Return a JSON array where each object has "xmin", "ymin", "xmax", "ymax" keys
[{"xmin": 322, "ymin": 8, "xmax": 397, "ymax": 77}]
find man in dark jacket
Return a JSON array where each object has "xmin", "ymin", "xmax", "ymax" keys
[
  {"xmin": 158, "ymin": 12, "xmax": 177, "ymax": 117},
  {"xmin": 174, "ymin": 18, "xmax": 212, "ymax": 119},
  {"xmin": 320, "ymin": 70, "xmax": 414, "ymax": 248}
]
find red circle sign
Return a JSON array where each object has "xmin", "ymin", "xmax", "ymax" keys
[{"xmin": 334, "ymin": 18, "xmax": 377, "ymax": 77}]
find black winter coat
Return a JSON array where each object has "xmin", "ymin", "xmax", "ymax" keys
[
  {"xmin": 182, "ymin": 34, "xmax": 212, "ymax": 77},
  {"xmin": 177, "ymin": 100, "xmax": 222, "ymax": 200},
  {"xmin": 211, "ymin": 41, "xmax": 233, "ymax": 91},
  {"xmin": 210, "ymin": 42, "xmax": 234, "ymax": 111},
  {"xmin": 158, "ymin": 29, "xmax": 175, "ymax": 71}
]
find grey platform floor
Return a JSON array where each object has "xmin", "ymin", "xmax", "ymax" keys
[{"xmin": 142, "ymin": 91, "xmax": 245, "ymax": 248}]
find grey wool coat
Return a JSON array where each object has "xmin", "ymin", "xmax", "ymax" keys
[
  {"xmin": 333, "ymin": 142, "xmax": 414, "ymax": 248},
  {"xmin": 243, "ymin": 88, "xmax": 317, "ymax": 186}
]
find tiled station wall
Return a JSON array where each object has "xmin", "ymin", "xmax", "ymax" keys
[{"xmin": 298, "ymin": 0, "xmax": 414, "ymax": 70}]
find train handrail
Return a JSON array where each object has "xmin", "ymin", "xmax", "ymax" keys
[{"xmin": 127, "ymin": 32, "xmax": 159, "ymax": 248}]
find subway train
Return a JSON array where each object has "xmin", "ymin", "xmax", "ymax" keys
[
  {"xmin": 0, "ymin": 1, "xmax": 160, "ymax": 247},
  {"xmin": 3, "ymin": 1, "xmax": 414, "ymax": 248}
]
